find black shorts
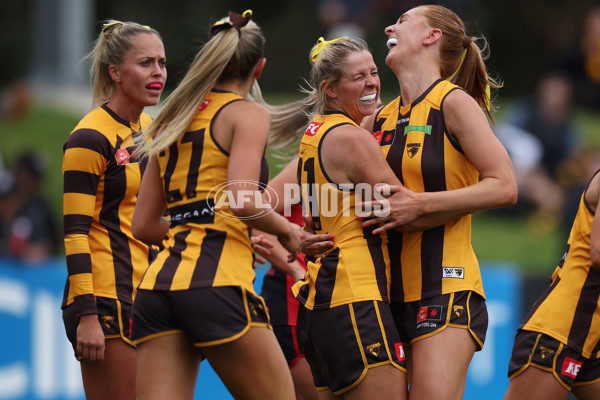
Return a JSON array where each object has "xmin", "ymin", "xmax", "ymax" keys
[
  {"xmin": 391, "ymin": 290, "xmax": 488, "ymax": 350},
  {"xmin": 508, "ymin": 330, "xmax": 600, "ymax": 390},
  {"xmin": 272, "ymin": 324, "xmax": 304, "ymax": 367},
  {"xmin": 131, "ymin": 286, "xmax": 270, "ymax": 347},
  {"xmin": 62, "ymin": 296, "xmax": 134, "ymax": 358},
  {"xmin": 297, "ymin": 300, "xmax": 407, "ymax": 395}
]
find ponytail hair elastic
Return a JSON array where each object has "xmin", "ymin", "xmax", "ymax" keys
[
  {"xmin": 211, "ymin": 9, "xmax": 253, "ymax": 37},
  {"xmin": 102, "ymin": 21, "xmax": 151, "ymax": 37},
  {"xmin": 310, "ymin": 36, "xmax": 347, "ymax": 63},
  {"xmin": 102, "ymin": 21, "xmax": 123, "ymax": 37}
]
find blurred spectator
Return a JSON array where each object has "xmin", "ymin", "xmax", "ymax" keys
[
  {"xmin": 316, "ymin": 0, "xmax": 368, "ymax": 39},
  {"xmin": 0, "ymin": 80, "xmax": 32, "ymax": 121},
  {"xmin": 548, "ymin": 7, "xmax": 600, "ymax": 110},
  {"xmin": 495, "ymin": 71, "xmax": 582, "ymax": 234},
  {"xmin": 0, "ymin": 151, "xmax": 59, "ymax": 265}
]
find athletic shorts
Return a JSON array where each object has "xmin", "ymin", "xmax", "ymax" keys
[
  {"xmin": 131, "ymin": 286, "xmax": 270, "ymax": 347},
  {"xmin": 62, "ymin": 296, "xmax": 134, "ymax": 359},
  {"xmin": 391, "ymin": 290, "xmax": 488, "ymax": 350},
  {"xmin": 508, "ymin": 330, "xmax": 600, "ymax": 390},
  {"xmin": 272, "ymin": 324, "xmax": 304, "ymax": 367},
  {"xmin": 297, "ymin": 300, "xmax": 407, "ymax": 395}
]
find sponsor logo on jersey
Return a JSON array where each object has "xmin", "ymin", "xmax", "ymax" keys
[
  {"xmin": 539, "ymin": 346, "xmax": 555, "ymax": 359},
  {"xmin": 168, "ymin": 199, "xmax": 216, "ymax": 226},
  {"xmin": 442, "ymin": 267, "xmax": 464, "ymax": 279},
  {"xmin": 199, "ymin": 99, "xmax": 212, "ymax": 111},
  {"xmin": 115, "ymin": 145, "xmax": 139, "ymax": 165},
  {"xmin": 305, "ymin": 122, "xmax": 324, "ymax": 136},
  {"xmin": 373, "ymin": 129, "xmax": 396, "ymax": 146},
  {"xmin": 417, "ymin": 305, "xmax": 443, "ymax": 328},
  {"xmin": 397, "ymin": 117, "xmax": 410, "ymax": 125},
  {"xmin": 395, "ymin": 342, "xmax": 406, "ymax": 361},
  {"xmin": 561, "ymin": 357, "xmax": 582, "ymax": 378},
  {"xmin": 407, "ymin": 142, "xmax": 421, "ymax": 158},
  {"xmin": 404, "ymin": 125, "xmax": 432, "ymax": 135},
  {"xmin": 367, "ymin": 342, "xmax": 381, "ymax": 356}
]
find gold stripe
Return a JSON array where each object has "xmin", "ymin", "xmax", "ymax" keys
[
  {"xmin": 133, "ymin": 330, "xmax": 185, "ymax": 346},
  {"xmin": 116, "ymin": 300, "xmax": 134, "ymax": 346},
  {"xmin": 334, "ymin": 303, "xmax": 369, "ymax": 395},
  {"xmin": 63, "ymin": 147, "xmax": 106, "ymax": 174},
  {"xmin": 68, "ymin": 273, "xmax": 93, "ymax": 294},
  {"xmin": 64, "ymin": 234, "xmax": 90, "ymax": 255},
  {"xmin": 63, "ymin": 192, "xmax": 96, "ymax": 216}
]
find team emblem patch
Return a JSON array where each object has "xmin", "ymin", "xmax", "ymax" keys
[
  {"xmin": 452, "ymin": 305, "xmax": 464, "ymax": 317},
  {"xmin": 305, "ymin": 122, "xmax": 324, "ymax": 136},
  {"xmin": 407, "ymin": 142, "xmax": 421, "ymax": 158},
  {"xmin": 366, "ymin": 342, "xmax": 381, "ymax": 356},
  {"xmin": 101, "ymin": 316, "xmax": 115, "ymax": 328},
  {"xmin": 539, "ymin": 346, "xmax": 555, "ymax": 359}
]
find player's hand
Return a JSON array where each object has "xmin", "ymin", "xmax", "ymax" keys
[{"xmin": 76, "ymin": 314, "xmax": 105, "ymax": 363}]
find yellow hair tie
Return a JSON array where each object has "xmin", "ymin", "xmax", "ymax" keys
[
  {"xmin": 310, "ymin": 36, "xmax": 347, "ymax": 63},
  {"xmin": 446, "ymin": 48, "xmax": 467, "ymax": 83},
  {"xmin": 102, "ymin": 21, "xmax": 123, "ymax": 37}
]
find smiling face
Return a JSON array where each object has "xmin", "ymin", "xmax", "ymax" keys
[
  {"xmin": 384, "ymin": 7, "xmax": 432, "ymax": 70},
  {"xmin": 324, "ymin": 50, "xmax": 380, "ymax": 123},
  {"xmin": 110, "ymin": 33, "xmax": 167, "ymax": 108}
]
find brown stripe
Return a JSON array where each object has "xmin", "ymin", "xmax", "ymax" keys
[
  {"xmin": 180, "ymin": 129, "xmax": 205, "ymax": 200},
  {"xmin": 66, "ymin": 253, "xmax": 92, "ymax": 275},
  {"xmin": 64, "ymin": 214, "xmax": 93, "ymax": 235},
  {"xmin": 73, "ymin": 293, "xmax": 97, "ymax": 316},
  {"xmin": 418, "ymin": 110, "xmax": 447, "ymax": 297},
  {"xmin": 98, "ymin": 135, "xmax": 133, "ymax": 301},
  {"xmin": 64, "ymin": 170, "xmax": 100, "ymax": 195},
  {"xmin": 64, "ymin": 129, "xmax": 111, "ymax": 156},
  {"xmin": 155, "ymin": 229, "xmax": 191, "ymax": 288},
  {"xmin": 363, "ymin": 224, "xmax": 389, "ymax": 300},
  {"xmin": 421, "ymin": 109, "xmax": 447, "ymax": 193},
  {"xmin": 191, "ymin": 228, "xmax": 227, "ymax": 284},
  {"xmin": 162, "ymin": 143, "xmax": 182, "ymax": 203},
  {"xmin": 388, "ymin": 230, "xmax": 404, "ymax": 301},
  {"xmin": 314, "ymin": 248, "xmax": 340, "ymax": 308},
  {"xmin": 567, "ymin": 268, "xmax": 600, "ymax": 351}
]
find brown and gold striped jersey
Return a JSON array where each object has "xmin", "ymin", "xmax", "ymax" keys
[
  {"xmin": 373, "ymin": 79, "xmax": 485, "ymax": 302},
  {"xmin": 292, "ymin": 111, "xmax": 391, "ymax": 310},
  {"xmin": 138, "ymin": 89, "xmax": 268, "ymax": 294},
  {"xmin": 62, "ymin": 104, "xmax": 156, "ymax": 316},
  {"xmin": 521, "ymin": 171, "xmax": 600, "ymax": 358}
]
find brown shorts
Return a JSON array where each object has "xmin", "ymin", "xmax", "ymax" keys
[
  {"xmin": 62, "ymin": 296, "xmax": 134, "ymax": 358},
  {"xmin": 508, "ymin": 330, "xmax": 600, "ymax": 390},
  {"xmin": 131, "ymin": 286, "xmax": 270, "ymax": 347},
  {"xmin": 272, "ymin": 324, "xmax": 304, "ymax": 367},
  {"xmin": 390, "ymin": 290, "xmax": 488, "ymax": 350},
  {"xmin": 297, "ymin": 300, "xmax": 407, "ymax": 395}
]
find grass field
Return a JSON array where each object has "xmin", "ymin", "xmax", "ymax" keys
[{"xmin": 1, "ymin": 98, "xmax": 598, "ymax": 276}]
